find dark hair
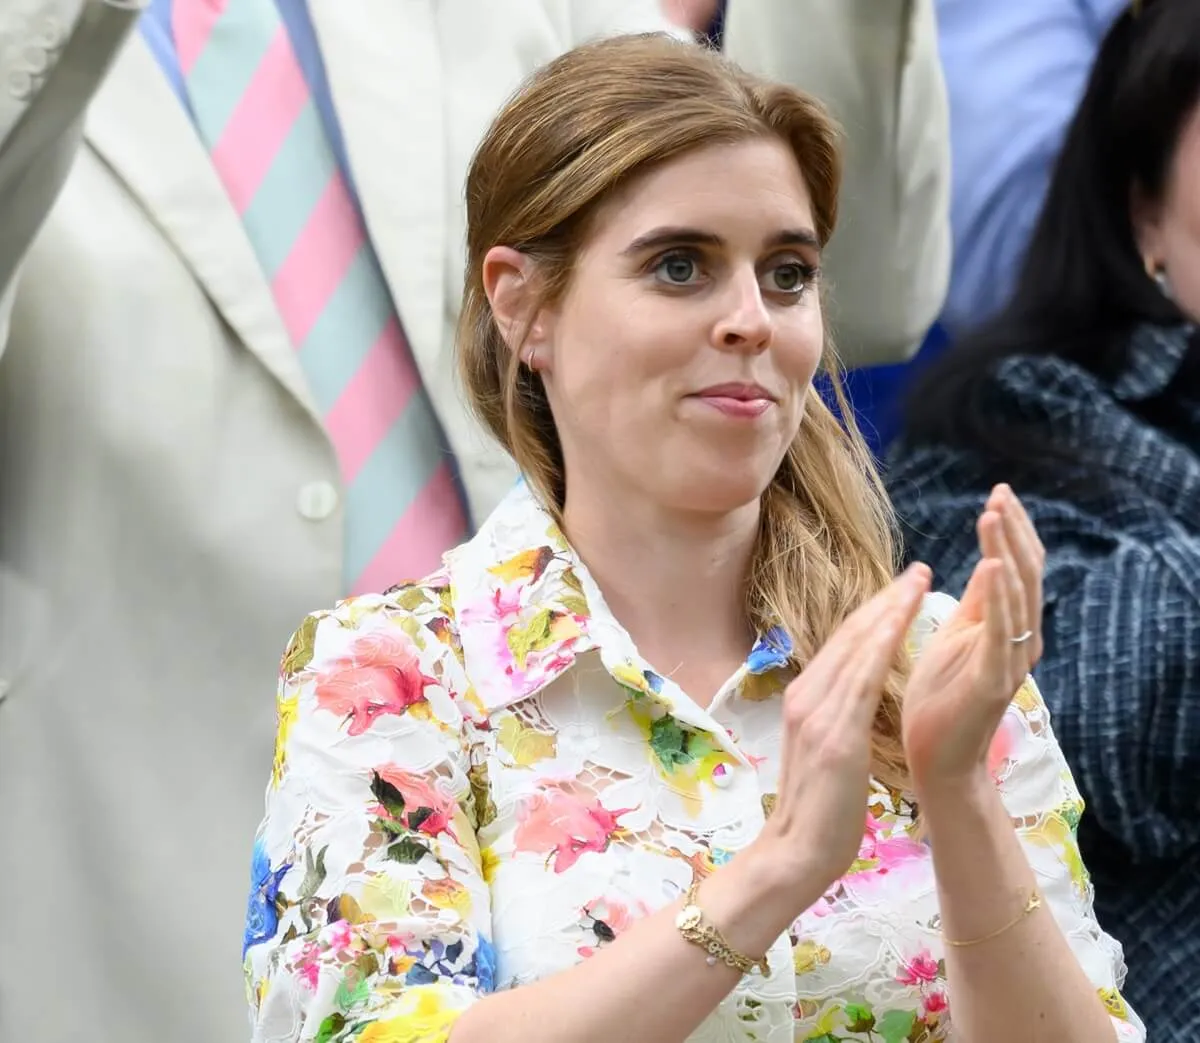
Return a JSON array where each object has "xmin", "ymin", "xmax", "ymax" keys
[{"xmin": 900, "ymin": 0, "xmax": 1200, "ymax": 473}]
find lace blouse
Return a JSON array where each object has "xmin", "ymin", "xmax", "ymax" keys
[{"xmin": 245, "ymin": 482, "xmax": 1143, "ymax": 1042}]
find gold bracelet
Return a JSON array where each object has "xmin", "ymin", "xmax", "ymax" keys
[
  {"xmin": 943, "ymin": 888, "xmax": 1043, "ymax": 948},
  {"xmin": 675, "ymin": 883, "xmax": 770, "ymax": 977}
]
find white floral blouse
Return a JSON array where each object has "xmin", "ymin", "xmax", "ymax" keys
[{"xmin": 245, "ymin": 481, "xmax": 1144, "ymax": 1043}]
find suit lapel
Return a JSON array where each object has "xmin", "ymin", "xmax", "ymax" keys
[
  {"xmin": 83, "ymin": 34, "xmax": 320, "ymax": 418},
  {"xmin": 308, "ymin": 0, "xmax": 447, "ymax": 383}
]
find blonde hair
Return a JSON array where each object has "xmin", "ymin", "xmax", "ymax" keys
[{"xmin": 458, "ymin": 34, "xmax": 910, "ymax": 789}]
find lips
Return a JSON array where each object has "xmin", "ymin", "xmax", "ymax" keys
[
  {"xmin": 692, "ymin": 382, "xmax": 776, "ymax": 403},
  {"xmin": 690, "ymin": 382, "xmax": 776, "ymax": 419}
]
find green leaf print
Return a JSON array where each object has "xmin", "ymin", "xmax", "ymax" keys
[
  {"xmin": 844, "ymin": 1003, "xmax": 876, "ymax": 1032},
  {"xmin": 393, "ymin": 586, "xmax": 431, "ymax": 612},
  {"xmin": 313, "ymin": 1013, "xmax": 345, "ymax": 1043},
  {"xmin": 386, "ymin": 836, "xmax": 431, "ymax": 864},
  {"xmin": 407, "ymin": 806, "xmax": 434, "ymax": 832},
  {"xmin": 281, "ymin": 614, "xmax": 319, "ymax": 678},
  {"xmin": 334, "ymin": 974, "xmax": 370, "ymax": 1013},
  {"xmin": 507, "ymin": 608, "xmax": 555, "ymax": 669},
  {"xmin": 649, "ymin": 715, "xmax": 691, "ymax": 770},
  {"xmin": 370, "ymin": 773, "xmax": 407, "ymax": 821},
  {"xmin": 876, "ymin": 1008, "xmax": 917, "ymax": 1043},
  {"xmin": 298, "ymin": 845, "xmax": 328, "ymax": 903}
]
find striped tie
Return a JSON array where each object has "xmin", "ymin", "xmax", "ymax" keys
[{"xmin": 172, "ymin": 0, "xmax": 468, "ymax": 595}]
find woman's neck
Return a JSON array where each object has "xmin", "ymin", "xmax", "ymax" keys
[{"xmin": 561, "ymin": 484, "xmax": 759, "ymax": 704}]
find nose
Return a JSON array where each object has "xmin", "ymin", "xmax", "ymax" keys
[{"xmin": 711, "ymin": 270, "xmax": 772, "ymax": 353}]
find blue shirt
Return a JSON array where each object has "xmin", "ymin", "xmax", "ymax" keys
[
  {"xmin": 140, "ymin": 0, "xmax": 361, "ymax": 204},
  {"xmin": 936, "ymin": 0, "xmax": 1127, "ymax": 331}
]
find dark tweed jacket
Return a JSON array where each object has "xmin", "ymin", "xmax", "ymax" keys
[{"xmin": 887, "ymin": 323, "xmax": 1200, "ymax": 1043}]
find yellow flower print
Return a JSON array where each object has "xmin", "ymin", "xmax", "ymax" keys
[
  {"xmin": 793, "ymin": 939, "xmax": 832, "ymax": 975},
  {"xmin": 422, "ymin": 875, "xmax": 472, "ymax": 919},
  {"xmin": 805, "ymin": 1003, "xmax": 845, "ymax": 1039},
  {"xmin": 357, "ymin": 989, "xmax": 462, "ymax": 1043},
  {"xmin": 497, "ymin": 714, "xmax": 558, "ymax": 767},
  {"xmin": 271, "ymin": 691, "xmax": 299, "ymax": 788},
  {"xmin": 506, "ymin": 608, "xmax": 582, "ymax": 670},
  {"xmin": 611, "ymin": 661, "xmax": 653, "ymax": 695},
  {"xmin": 479, "ymin": 845, "xmax": 501, "ymax": 885},
  {"xmin": 358, "ymin": 875, "xmax": 413, "ymax": 922},
  {"xmin": 1099, "ymin": 987, "xmax": 1132, "ymax": 1021},
  {"xmin": 489, "ymin": 546, "xmax": 555, "ymax": 585},
  {"xmin": 1016, "ymin": 798, "xmax": 1089, "ymax": 896}
]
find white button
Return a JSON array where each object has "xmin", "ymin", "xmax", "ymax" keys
[
  {"xmin": 296, "ymin": 480, "xmax": 339, "ymax": 521},
  {"xmin": 7, "ymin": 70, "xmax": 31, "ymax": 100},
  {"xmin": 36, "ymin": 18, "xmax": 64, "ymax": 50},
  {"xmin": 22, "ymin": 45, "xmax": 47, "ymax": 74}
]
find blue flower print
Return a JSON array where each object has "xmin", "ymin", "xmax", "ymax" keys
[
  {"xmin": 243, "ymin": 836, "xmax": 291, "ymax": 958},
  {"xmin": 747, "ymin": 626, "xmax": 793, "ymax": 674}
]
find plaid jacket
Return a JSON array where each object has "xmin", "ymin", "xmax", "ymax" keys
[{"xmin": 887, "ymin": 323, "xmax": 1200, "ymax": 1043}]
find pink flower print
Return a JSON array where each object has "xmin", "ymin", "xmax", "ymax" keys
[
  {"xmin": 922, "ymin": 990, "xmax": 949, "ymax": 1018},
  {"xmin": 849, "ymin": 809, "xmax": 926, "ymax": 885},
  {"xmin": 896, "ymin": 948, "xmax": 941, "ymax": 987},
  {"xmin": 987, "ymin": 712, "xmax": 1021, "ymax": 782},
  {"xmin": 375, "ymin": 766, "xmax": 460, "ymax": 840},
  {"xmin": 578, "ymin": 896, "xmax": 650, "ymax": 958},
  {"xmin": 314, "ymin": 630, "xmax": 436, "ymax": 736},
  {"xmin": 296, "ymin": 942, "xmax": 321, "ymax": 991},
  {"xmin": 514, "ymin": 788, "xmax": 634, "ymax": 873},
  {"xmin": 325, "ymin": 919, "xmax": 355, "ymax": 955}
]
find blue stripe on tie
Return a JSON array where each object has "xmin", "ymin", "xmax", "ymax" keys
[
  {"xmin": 342, "ymin": 393, "xmax": 448, "ymax": 583},
  {"xmin": 238, "ymin": 100, "xmax": 339, "ymax": 277},
  {"xmin": 183, "ymin": 7, "xmax": 278, "ymax": 147},
  {"xmin": 298, "ymin": 247, "xmax": 393, "ymax": 414}
]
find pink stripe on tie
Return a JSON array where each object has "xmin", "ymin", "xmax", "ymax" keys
[
  {"xmin": 324, "ymin": 318, "xmax": 421, "ymax": 484},
  {"xmin": 272, "ymin": 177, "xmax": 365, "ymax": 346},
  {"xmin": 209, "ymin": 26, "xmax": 310, "ymax": 214},
  {"xmin": 350, "ymin": 463, "xmax": 467, "ymax": 596},
  {"xmin": 175, "ymin": 0, "xmax": 226, "ymax": 77}
]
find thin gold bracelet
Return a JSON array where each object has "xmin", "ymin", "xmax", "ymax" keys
[{"xmin": 943, "ymin": 888, "xmax": 1043, "ymax": 948}]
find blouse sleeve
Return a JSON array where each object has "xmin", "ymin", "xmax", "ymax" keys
[
  {"xmin": 916, "ymin": 593, "xmax": 1146, "ymax": 1042},
  {"xmin": 244, "ymin": 584, "xmax": 495, "ymax": 1043}
]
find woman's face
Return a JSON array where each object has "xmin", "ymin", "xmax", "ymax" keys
[
  {"xmin": 1137, "ymin": 102, "xmax": 1200, "ymax": 321},
  {"xmin": 529, "ymin": 138, "xmax": 825, "ymax": 517}
]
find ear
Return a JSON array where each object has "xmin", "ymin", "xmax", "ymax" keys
[
  {"xmin": 1131, "ymin": 182, "xmax": 1165, "ymax": 270},
  {"xmin": 482, "ymin": 246, "xmax": 555, "ymax": 365}
]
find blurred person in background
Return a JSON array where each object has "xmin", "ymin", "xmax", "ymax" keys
[
  {"xmin": 936, "ymin": 0, "xmax": 1128, "ymax": 332},
  {"xmin": 888, "ymin": 3, "xmax": 1200, "ymax": 1038},
  {"xmin": 724, "ymin": 0, "xmax": 950, "ymax": 367},
  {"xmin": 0, "ymin": 3, "xmax": 948, "ymax": 1043}
]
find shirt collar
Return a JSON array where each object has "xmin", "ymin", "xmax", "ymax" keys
[
  {"xmin": 1111, "ymin": 322, "xmax": 1196, "ymax": 402},
  {"xmin": 447, "ymin": 480, "xmax": 794, "ymax": 715}
]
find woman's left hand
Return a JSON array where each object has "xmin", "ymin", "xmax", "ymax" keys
[{"xmin": 902, "ymin": 484, "xmax": 1046, "ymax": 792}]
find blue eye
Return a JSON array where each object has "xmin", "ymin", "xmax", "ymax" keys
[
  {"xmin": 763, "ymin": 260, "xmax": 818, "ymax": 297},
  {"xmin": 655, "ymin": 253, "xmax": 699, "ymax": 284}
]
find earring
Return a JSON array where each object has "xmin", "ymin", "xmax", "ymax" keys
[
  {"xmin": 523, "ymin": 347, "xmax": 538, "ymax": 369},
  {"xmin": 1145, "ymin": 256, "xmax": 1174, "ymax": 300}
]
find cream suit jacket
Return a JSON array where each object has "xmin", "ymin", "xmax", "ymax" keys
[{"xmin": 0, "ymin": 3, "xmax": 949, "ymax": 1041}]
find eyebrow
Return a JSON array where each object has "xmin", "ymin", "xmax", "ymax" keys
[{"xmin": 621, "ymin": 225, "xmax": 821, "ymax": 256}]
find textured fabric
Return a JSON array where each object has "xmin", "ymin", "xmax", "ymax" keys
[
  {"xmin": 887, "ymin": 323, "xmax": 1200, "ymax": 1042},
  {"xmin": 245, "ymin": 481, "xmax": 1141, "ymax": 1042},
  {"xmin": 172, "ymin": 0, "xmax": 467, "ymax": 593}
]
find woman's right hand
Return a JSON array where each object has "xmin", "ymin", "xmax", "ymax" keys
[{"xmin": 753, "ymin": 563, "xmax": 931, "ymax": 906}]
